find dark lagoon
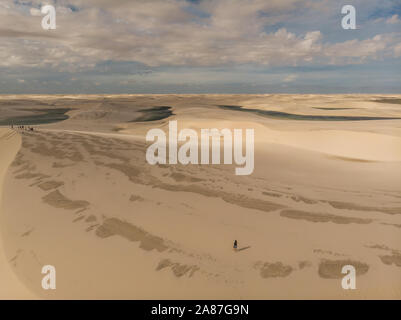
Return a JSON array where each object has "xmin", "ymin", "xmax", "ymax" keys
[
  {"xmin": 218, "ymin": 105, "xmax": 401, "ymax": 121},
  {"xmin": 130, "ymin": 106, "xmax": 174, "ymax": 122},
  {"xmin": 0, "ymin": 108, "xmax": 71, "ymax": 126}
]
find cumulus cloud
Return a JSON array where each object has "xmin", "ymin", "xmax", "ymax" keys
[
  {"xmin": 323, "ymin": 34, "xmax": 401, "ymax": 64},
  {"xmin": 0, "ymin": 0, "xmax": 400, "ymax": 71},
  {"xmin": 386, "ymin": 14, "xmax": 400, "ymax": 24}
]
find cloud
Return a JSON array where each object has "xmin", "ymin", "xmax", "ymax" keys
[
  {"xmin": 0, "ymin": 0, "xmax": 400, "ymax": 95},
  {"xmin": 323, "ymin": 33, "xmax": 401, "ymax": 64},
  {"xmin": 394, "ymin": 42, "xmax": 401, "ymax": 57},
  {"xmin": 386, "ymin": 14, "xmax": 400, "ymax": 24},
  {"xmin": 29, "ymin": 8, "xmax": 41, "ymax": 16},
  {"xmin": 283, "ymin": 74, "xmax": 298, "ymax": 82}
]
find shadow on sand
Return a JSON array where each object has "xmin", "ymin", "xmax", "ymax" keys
[{"xmin": 236, "ymin": 246, "xmax": 251, "ymax": 252}]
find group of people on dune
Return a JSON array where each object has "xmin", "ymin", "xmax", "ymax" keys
[{"xmin": 11, "ymin": 125, "xmax": 35, "ymax": 131}]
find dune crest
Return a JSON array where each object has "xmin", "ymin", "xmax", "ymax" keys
[{"xmin": 0, "ymin": 129, "xmax": 36, "ymax": 299}]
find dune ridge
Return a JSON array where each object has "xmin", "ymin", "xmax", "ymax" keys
[{"xmin": 0, "ymin": 129, "xmax": 36, "ymax": 299}]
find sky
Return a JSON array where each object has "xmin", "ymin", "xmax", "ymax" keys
[{"xmin": 0, "ymin": 0, "xmax": 400, "ymax": 94}]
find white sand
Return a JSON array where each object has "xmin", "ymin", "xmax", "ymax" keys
[
  {"xmin": 0, "ymin": 128, "xmax": 36, "ymax": 299},
  {"xmin": 0, "ymin": 94, "xmax": 400, "ymax": 299}
]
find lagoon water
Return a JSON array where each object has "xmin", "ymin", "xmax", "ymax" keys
[
  {"xmin": 218, "ymin": 105, "xmax": 401, "ymax": 121},
  {"xmin": 0, "ymin": 108, "xmax": 71, "ymax": 126}
]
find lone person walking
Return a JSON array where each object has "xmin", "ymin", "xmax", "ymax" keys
[{"xmin": 233, "ymin": 240, "xmax": 238, "ymax": 251}]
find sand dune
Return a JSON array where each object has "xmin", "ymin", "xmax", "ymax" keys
[
  {"xmin": 126, "ymin": 118, "xmax": 401, "ymax": 162},
  {"xmin": 0, "ymin": 95, "xmax": 400, "ymax": 299},
  {"xmin": 0, "ymin": 129, "xmax": 36, "ymax": 299}
]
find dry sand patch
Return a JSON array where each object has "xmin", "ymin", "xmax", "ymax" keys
[
  {"xmin": 95, "ymin": 217, "xmax": 168, "ymax": 252},
  {"xmin": 156, "ymin": 259, "xmax": 199, "ymax": 278},
  {"xmin": 255, "ymin": 261, "xmax": 293, "ymax": 278},
  {"xmin": 37, "ymin": 180, "xmax": 64, "ymax": 191},
  {"xmin": 280, "ymin": 210, "xmax": 372, "ymax": 225},
  {"xmin": 380, "ymin": 253, "xmax": 401, "ymax": 268},
  {"xmin": 326, "ymin": 200, "xmax": 401, "ymax": 216},
  {"xmin": 42, "ymin": 190, "xmax": 90, "ymax": 211},
  {"xmin": 318, "ymin": 259, "xmax": 369, "ymax": 279}
]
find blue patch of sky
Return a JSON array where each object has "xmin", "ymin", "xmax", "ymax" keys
[
  {"xmin": 67, "ymin": 4, "xmax": 79, "ymax": 12},
  {"xmin": 259, "ymin": 0, "xmax": 400, "ymax": 44},
  {"xmin": 367, "ymin": 0, "xmax": 401, "ymax": 19},
  {"xmin": 182, "ymin": 0, "xmax": 210, "ymax": 23}
]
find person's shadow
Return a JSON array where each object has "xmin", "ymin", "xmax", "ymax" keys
[{"xmin": 236, "ymin": 246, "xmax": 251, "ymax": 252}]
